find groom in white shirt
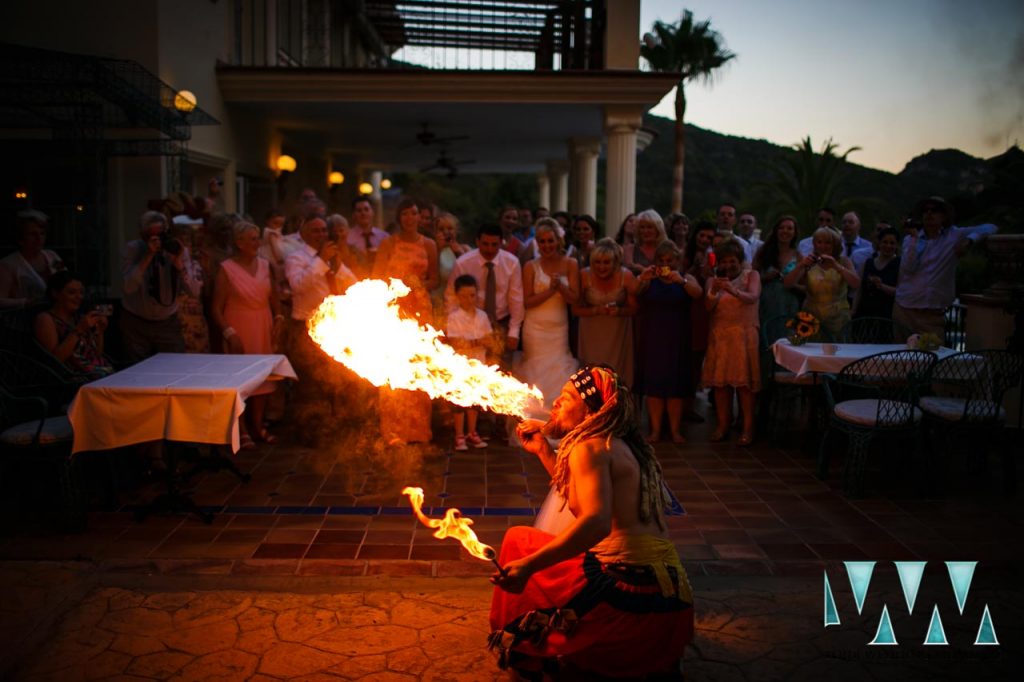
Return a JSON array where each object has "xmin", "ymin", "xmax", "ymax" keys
[{"xmin": 445, "ymin": 223, "xmax": 525, "ymax": 357}]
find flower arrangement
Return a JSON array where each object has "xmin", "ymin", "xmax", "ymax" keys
[
  {"xmin": 906, "ymin": 332, "xmax": 942, "ymax": 351},
  {"xmin": 785, "ymin": 311, "xmax": 820, "ymax": 346}
]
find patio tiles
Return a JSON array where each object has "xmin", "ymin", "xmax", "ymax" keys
[
  {"xmin": 807, "ymin": 543, "xmax": 870, "ymax": 560},
  {"xmin": 745, "ymin": 528, "xmax": 805, "ymax": 545},
  {"xmin": 758, "ymin": 543, "xmax": 819, "ymax": 560},
  {"xmin": 700, "ymin": 530, "xmax": 753, "ymax": 545},
  {"xmin": 734, "ymin": 515, "xmax": 788, "ymax": 529},
  {"xmin": 216, "ymin": 528, "xmax": 269, "ymax": 543},
  {"xmin": 363, "ymin": 529, "xmax": 413, "ymax": 544},
  {"xmin": 688, "ymin": 517, "xmax": 743, "ymax": 530},
  {"xmin": 854, "ymin": 542, "xmax": 921, "ymax": 561},
  {"xmin": 304, "ymin": 543, "xmax": 360, "ymax": 559},
  {"xmin": 265, "ymin": 528, "xmax": 318, "ymax": 544},
  {"xmin": 677, "ymin": 544, "xmax": 716, "ymax": 561},
  {"xmin": 315, "ymin": 529, "xmax": 368, "ymax": 544},
  {"xmin": 712, "ymin": 544, "xmax": 767, "ymax": 560},
  {"xmin": 703, "ymin": 560, "xmax": 773, "ymax": 576},
  {"xmin": 357, "ymin": 544, "xmax": 410, "ymax": 560}
]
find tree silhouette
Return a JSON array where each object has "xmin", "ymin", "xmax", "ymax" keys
[
  {"xmin": 760, "ymin": 137, "xmax": 862, "ymax": 233},
  {"xmin": 641, "ymin": 11, "xmax": 735, "ymax": 213}
]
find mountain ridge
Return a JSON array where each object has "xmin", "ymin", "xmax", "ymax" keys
[{"xmin": 633, "ymin": 113, "xmax": 1020, "ymax": 232}]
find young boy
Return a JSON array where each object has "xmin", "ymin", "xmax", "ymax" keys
[{"xmin": 445, "ymin": 274, "xmax": 493, "ymax": 451}]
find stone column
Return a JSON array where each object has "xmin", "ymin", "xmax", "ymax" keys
[
  {"xmin": 536, "ymin": 173, "xmax": 550, "ymax": 211},
  {"xmin": 546, "ymin": 160, "xmax": 569, "ymax": 213},
  {"xmin": 604, "ymin": 106, "xmax": 642, "ymax": 232},
  {"xmin": 570, "ymin": 137, "xmax": 600, "ymax": 218}
]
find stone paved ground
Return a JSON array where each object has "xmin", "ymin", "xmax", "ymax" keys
[{"xmin": 2, "ymin": 561, "xmax": 1021, "ymax": 681}]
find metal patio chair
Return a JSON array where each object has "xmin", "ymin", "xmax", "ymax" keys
[
  {"xmin": 921, "ymin": 349, "xmax": 1024, "ymax": 494},
  {"xmin": 818, "ymin": 350, "xmax": 937, "ymax": 496}
]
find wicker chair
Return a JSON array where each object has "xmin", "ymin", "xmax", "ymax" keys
[
  {"xmin": 818, "ymin": 350, "xmax": 937, "ymax": 496},
  {"xmin": 921, "ymin": 349, "xmax": 1024, "ymax": 494}
]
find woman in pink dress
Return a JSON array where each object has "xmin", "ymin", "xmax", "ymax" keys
[
  {"xmin": 212, "ymin": 222, "xmax": 284, "ymax": 447},
  {"xmin": 372, "ymin": 197, "xmax": 439, "ymax": 444},
  {"xmin": 703, "ymin": 237, "xmax": 762, "ymax": 446}
]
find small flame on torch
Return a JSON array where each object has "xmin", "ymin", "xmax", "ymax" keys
[
  {"xmin": 402, "ymin": 486, "xmax": 506, "ymax": 576},
  {"xmin": 308, "ymin": 279, "xmax": 542, "ymax": 418}
]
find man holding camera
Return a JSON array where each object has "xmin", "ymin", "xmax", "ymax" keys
[{"xmin": 120, "ymin": 210, "xmax": 200, "ymax": 364}]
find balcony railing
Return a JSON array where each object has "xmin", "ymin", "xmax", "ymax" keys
[{"xmin": 231, "ymin": 0, "xmax": 606, "ymax": 71}]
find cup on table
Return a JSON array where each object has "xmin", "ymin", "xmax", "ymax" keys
[{"xmin": 822, "ymin": 343, "xmax": 838, "ymax": 355}]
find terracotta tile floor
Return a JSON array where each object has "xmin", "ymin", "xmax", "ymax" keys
[{"xmin": 1, "ymin": 399, "xmax": 1022, "ymax": 577}]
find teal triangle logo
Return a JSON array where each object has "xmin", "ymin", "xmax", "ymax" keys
[
  {"xmin": 868, "ymin": 604, "xmax": 897, "ymax": 645},
  {"xmin": 945, "ymin": 561, "xmax": 977, "ymax": 615},
  {"xmin": 974, "ymin": 605, "xmax": 999, "ymax": 645},
  {"xmin": 844, "ymin": 561, "xmax": 876, "ymax": 615},
  {"xmin": 894, "ymin": 561, "xmax": 927, "ymax": 614},
  {"xmin": 924, "ymin": 605, "xmax": 948, "ymax": 645},
  {"xmin": 823, "ymin": 571, "xmax": 840, "ymax": 627}
]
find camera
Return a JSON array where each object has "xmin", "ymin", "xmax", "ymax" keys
[
  {"xmin": 657, "ymin": 266, "xmax": 672, "ymax": 277},
  {"xmin": 160, "ymin": 231, "xmax": 183, "ymax": 256},
  {"xmin": 903, "ymin": 217, "xmax": 921, "ymax": 231},
  {"xmin": 93, "ymin": 304, "xmax": 113, "ymax": 316}
]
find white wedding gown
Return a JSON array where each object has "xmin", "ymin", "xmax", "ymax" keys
[{"xmin": 514, "ymin": 266, "xmax": 580, "ymax": 415}]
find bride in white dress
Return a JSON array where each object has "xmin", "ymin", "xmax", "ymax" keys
[
  {"xmin": 513, "ymin": 220, "xmax": 582, "ymax": 533},
  {"xmin": 515, "ymin": 220, "xmax": 581, "ymax": 415}
]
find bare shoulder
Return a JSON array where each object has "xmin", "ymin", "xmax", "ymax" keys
[{"xmin": 568, "ymin": 436, "xmax": 611, "ymax": 468}]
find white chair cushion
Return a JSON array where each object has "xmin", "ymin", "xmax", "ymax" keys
[
  {"xmin": 919, "ymin": 396, "xmax": 1006, "ymax": 423},
  {"xmin": 0, "ymin": 416, "xmax": 73, "ymax": 447},
  {"xmin": 834, "ymin": 399, "xmax": 922, "ymax": 427},
  {"xmin": 774, "ymin": 370, "xmax": 816, "ymax": 386}
]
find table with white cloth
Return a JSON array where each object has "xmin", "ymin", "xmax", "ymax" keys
[
  {"xmin": 69, "ymin": 353, "xmax": 296, "ymax": 454},
  {"xmin": 771, "ymin": 340, "xmax": 959, "ymax": 377}
]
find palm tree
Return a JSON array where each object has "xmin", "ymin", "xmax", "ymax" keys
[
  {"xmin": 641, "ymin": 11, "xmax": 735, "ymax": 213},
  {"xmin": 762, "ymin": 137, "xmax": 861, "ymax": 231}
]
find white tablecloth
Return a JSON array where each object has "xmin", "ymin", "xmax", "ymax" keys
[
  {"xmin": 69, "ymin": 354, "xmax": 296, "ymax": 454},
  {"xmin": 772, "ymin": 340, "xmax": 959, "ymax": 377}
]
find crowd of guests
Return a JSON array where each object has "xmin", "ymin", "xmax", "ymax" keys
[{"xmin": 0, "ymin": 190, "xmax": 997, "ymax": 449}]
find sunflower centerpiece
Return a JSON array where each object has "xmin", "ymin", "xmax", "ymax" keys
[{"xmin": 785, "ymin": 311, "xmax": 820, "ymax": 346}]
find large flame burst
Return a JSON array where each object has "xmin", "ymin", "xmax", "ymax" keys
[
  {"xmin": 308, "ymin": 278, "xmax": 543, "ymax": 418},
  {"xmin": 402, "ymin": 486, "xmax": 495, "ymax": 560}
]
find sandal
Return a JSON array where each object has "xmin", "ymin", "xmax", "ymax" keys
[
  {"xmin": 708, "ymin": 429, "xmax": 727, "ymax": 443},
  {"xmin": 240, "ymin": 433, "xmax": 257, "ymax": 450},
  {"xmin": 258, "ymin": 428, "xmax": 277, "ymax": 444},
  {"xmin": 738, "ymin": 431, "xmax": 755, "ymax": 446}
]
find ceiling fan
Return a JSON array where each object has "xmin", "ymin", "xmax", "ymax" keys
[
  {"xmin": 405, "ymin": 122, "xmax": 469, "ymax": 148},
  {"xmin": 420, "ymin": 147, "xmax": 476, "ymax": 178}
]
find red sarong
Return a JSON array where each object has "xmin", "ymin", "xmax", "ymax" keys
[{"xmin": 489, "ymin": 527, "xmax": 694, "ymax": 678}]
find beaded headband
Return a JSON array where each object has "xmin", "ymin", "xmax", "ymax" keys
[{"xmin": 569, "ymin": 364, "xmax": 616, "ymax": 413}]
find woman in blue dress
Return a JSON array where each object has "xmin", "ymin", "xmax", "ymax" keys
[{"xmin": 634, "ymin": 241, "xmax": 704, "ymax": 443}]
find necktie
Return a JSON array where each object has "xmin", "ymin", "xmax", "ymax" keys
[
  {"xmin": 364, "ymin": 232, "xmax": 373, "ymax": 251},
  {"xmin": 845, "ymin": 241, "xmax": 855, "ymax": 256},
  {"xmin": 484, "ymin": 261, "xmax": 497, "ymax": 322}
]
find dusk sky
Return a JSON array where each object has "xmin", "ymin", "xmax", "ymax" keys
[{"xmin": 640, "ymin": 0, "xmax": 1024, "ymax": 173}]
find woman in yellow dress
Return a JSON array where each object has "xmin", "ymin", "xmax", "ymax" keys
[
  {"xmin": 783, "ymin": 226, "xmax": 861, "ymax": 341},
  {"xmin": 372, "ymin": 197, "xmax": 440, "ymax": 444}
]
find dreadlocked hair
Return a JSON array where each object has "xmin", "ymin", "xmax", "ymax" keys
[{"xmin": 552, "ymin": 383, "xmax": 670, "ymax": 530}]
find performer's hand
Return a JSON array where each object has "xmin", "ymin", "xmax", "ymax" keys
[
  {"xmin": 490, "ymin": 557, "xmax": 533, "ymax": 593},
  {"xmin": 505, "ymin": 335, "xmax": 520, "ymax": 352},
  {"xmin": 516, "ymin": 419, "xmax": 547, "ymax": 453}
]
